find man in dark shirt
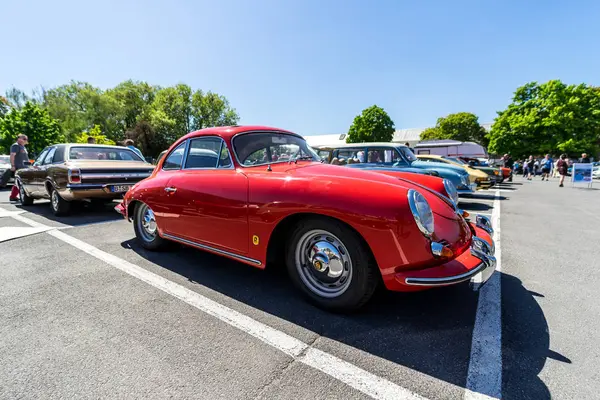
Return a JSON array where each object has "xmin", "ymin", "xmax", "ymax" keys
[
  {"xmin": 9, "ymin": 134, "xmax": 29, "ymax": 201},
  {"xmin": 578, "ymin": 153, "xmax": 591, "ymax": 163},
  {"xmin": 503, "ymin": 154, "xmax": 514, "ymax": 181}
]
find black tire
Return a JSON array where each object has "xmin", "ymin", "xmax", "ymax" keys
[
  {"xmin": 50, "ymin": 187, "xmax": 71, "ymax": 216},
  {"xmin": 285, "ymin": 217, "xmax": 379, "ymax": 312},
  {"xmin": 133, "ymin": 202, "xmax": 170, "ymax": 251},
  {"xmin": 18, "ymin": 181, "xmax": 34, "ymax": 206}
]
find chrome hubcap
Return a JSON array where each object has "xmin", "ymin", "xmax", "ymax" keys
[
  {"xmin": 51, "ymin": 191, "xmax": 59, "ymax": 210},
  {"xmin": 138, "ymin": 204, "xmax": 157, "ymax": 242},
  {"xmin": 294, "ymin": 229, "xmax": 352, "ymax": 298}
]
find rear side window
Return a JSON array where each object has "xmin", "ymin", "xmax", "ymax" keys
[
  {"xmin": 163, "ymin": 142, "xmax": 187, "ymax": 170},
  {"xmin": 42, "ymin": 147, "xmax": 56, "ymax": 165}
]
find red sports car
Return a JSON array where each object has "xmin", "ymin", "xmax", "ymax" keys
[{"xmin": 116, "ymin": 126, "xmax": 496, "ymax": 311}]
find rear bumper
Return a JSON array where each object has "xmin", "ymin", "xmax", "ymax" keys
[
  {"xmin": 385, "ymin": 221, "xmax": 496, "ymax": 292},
  {"xmin": 61, "ymin": 183, "xmax": 134, "ymax": 201}
]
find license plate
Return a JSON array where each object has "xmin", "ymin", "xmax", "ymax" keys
[{"xmin": 110, "ymin": 185, "xmax": 132, "ymax": 193}]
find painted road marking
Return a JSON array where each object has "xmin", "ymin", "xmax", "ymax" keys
[
  {"xmin": 2, "ymin": 207, "xmax": 427, "ymax": 400},
  {"xmin": 0, "ymin": 226, "xmax": 54, "ymax": 243},
  {"xmin": 0, "ymin": 210, "xmax": 25, "ymax": 218},
  {"xmin": 465, "ymin": 189, "xmax": 502, "ymax": 400}
]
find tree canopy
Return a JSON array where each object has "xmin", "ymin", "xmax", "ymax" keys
[
  {"xmin": 0, "ymin": 101, "xmax": 64, "ymax": 154},
  {"xmin": 488, "ymin": 80, "xmax": 600, "ymax": 158},
  {"xmin": 419, "ymin": 112, "xmax": 488, "ymax": 146},
  {"xmin": 2, "ymin": 80, "xmax": 240, "ymax": 157},
  {"xmin": 346, "ymin": 105, "xmax": 395, "ymax": 143}
]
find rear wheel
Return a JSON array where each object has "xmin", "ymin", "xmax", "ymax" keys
[
  {"xmin": 18, "ymin": 181, "xmax": 34, "ymax": 206},
  {"xmin": 133, "ymin": 202, "xmax": 170, "ymax": 251},
  {"xmin": 50, "ymin": 188, "xmax": 71, "ymax": 216},
  {"xmin": 285, "ymin": 217, "xmax": 379, "ymax": 312}
]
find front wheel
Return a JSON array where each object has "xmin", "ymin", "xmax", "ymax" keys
[
  {"xmin": 285, "ymin": 217, "xmax": 379, "ymax": 312},
  {"xmin": 18, "ymin": 181, "xmax": 34, "ymax": 206},
  {"xmin": 133, "ymin": 202, "xmax": 170, "ymax": 251}
]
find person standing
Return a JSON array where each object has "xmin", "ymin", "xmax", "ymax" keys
[
  {"xmin": 578, "ymin": 153, "xmax": 591, "ymax": 163},
  {"xmin": 9, "ymin": 134, "xmax": 29, "ymax": 202},
  {"xmin": 540, "ymin": 154, "xmax": 553, "ymax": 181},
  {"xmin": 503, "ymin": 154, "xmax": 514, "ymax": 182},
  {"xmin": 556, "ymin": 154, "xmax": 568, "ymax": 187},
  {"xmin": 124, "ymin": 139, "xmax": 143, "ymax": 159},
  {"xmin": 525, "ymin": 155, "xmax": 535, "ymax": 180}
]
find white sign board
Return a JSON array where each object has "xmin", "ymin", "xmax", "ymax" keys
[{"xmin": 571, "ymin": 163, "xmax": 593, "ymax": 188}]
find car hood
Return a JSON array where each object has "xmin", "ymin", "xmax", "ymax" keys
[
  {"xmin": 411, "ymin": 160, "xmax": 468, "ymax": 175},
  {"xmin": 256, "ymin": 162, "xmax": 460, "ymax": 220}
]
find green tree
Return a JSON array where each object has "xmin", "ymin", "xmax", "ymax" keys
[
  {"xmin": 0, "ymin": 101, "xmax": 64, "ymax": 154},
  {"xmin": 74, "ymin": 124, "xmax": 115, "ymax": 145},
  {"xmin": 346, "ymin": 105, "xmax": 395, "ymax": 143},
  {"xmin": 0, "ymin": 96, "xmax": 10, "ymax": 118},
  {"xmin": 419, "ymin": 112, "xmax": 488, "ymax": 146},
  {"xmin": 105, "ymin": 80, "xmax": 156, "ymax": 132},
  {"xmin": 488, "ymin": 80, "xmax": 600, "ymax": 158}
]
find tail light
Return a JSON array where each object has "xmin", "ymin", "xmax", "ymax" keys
[{"xmin": 68, "ymin": 168, "xmax": 81, "ymax": 183}]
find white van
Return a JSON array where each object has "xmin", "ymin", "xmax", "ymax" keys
[{"xmin": 413, "ymin": 140, "xmax": 488, "ymax": 158}]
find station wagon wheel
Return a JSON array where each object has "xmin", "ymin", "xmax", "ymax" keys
[
  {"xmin": 17, "ymin": 180, "xmax": 34, "ymax": 206},
  {"xmin": 50, "ymin": 187, "xmax": 71, "ymax": 216},
  {"xmin": 285, "ymin": 217, "xmax": 378, "ymax": 312},
  {"xmin": 133, "ymin": 202, "xmax": 169, "ymax": 251}
]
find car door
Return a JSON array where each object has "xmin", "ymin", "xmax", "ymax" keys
[
  {"xmin": 162, "ymin": 137, "xmax": 250, "ymax": 255},
  {"xmin": 33, "ymin": 146, "xmax": 57, "ymax": 196},
  {"xmin": 21, "ymin": 147, "xmax": 50, "ymax": 195}
]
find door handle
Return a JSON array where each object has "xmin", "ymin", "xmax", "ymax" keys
[{"xmin": 164, "ymin": 187, "xmax": 177, "ymax": 193}]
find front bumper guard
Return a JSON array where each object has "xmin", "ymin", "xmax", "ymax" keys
[
  {"xmin": 475, "ymin": 214, "xmax": 493, "ymax": 235},
  {"xmin": 404, "ymin": 235, "xmax": 496, "ymax": 290}
]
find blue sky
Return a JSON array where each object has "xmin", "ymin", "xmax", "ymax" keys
[{"xmin": 1, "ymin": 0, "xmax": 599, "ymax": 135}]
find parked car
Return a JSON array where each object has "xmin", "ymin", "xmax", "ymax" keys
[
  {"xmin": 415, "ymin": 154, "xmax": 493, "ymax": 190},
  {"xmin": 312, "ymin": 143, "xmax": 476, "ymax": 195},
  {"xmin": 457, "ymin": 157, "xmax": 504, "ymax": 183},
  {"xmin": 116, "ymin": 126, "xmax": 496, "ymax": 312},
  {"xmin": 413, "ymin": 139, "xmax": 488, "ymax": 159},
  {"xmin": 0, "ymin": 155, "xmax": 14, "ymax": 188},
  {"xmin": 15, "ymin": 144, "xmax": 155, "ymax": 216}
]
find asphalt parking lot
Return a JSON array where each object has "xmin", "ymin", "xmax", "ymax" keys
[{"xmin": 1, "ymin": 178, "xmax": 599, "ymax": 400}]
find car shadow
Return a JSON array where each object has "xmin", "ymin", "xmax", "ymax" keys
[
  {"xmin": 502, "ymin": 273, "xmax": 565, "ymax": 400},
  {"xmin": 457, "ymin": 201, "xmax": 493, "ymax": 212},
  {"xmin": 14, "ymin": 200, "xmax": 123, "ymax": 227},
  {"xmin": 461, "ymin": 194, "xmax": 508, "ymax": 201},
  {"xmin": 121, "ymin": 238, "xmax": 552, "ymax": 395}
]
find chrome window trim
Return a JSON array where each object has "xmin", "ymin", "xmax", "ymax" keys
[
  {"xmin": 230, "ymin": 130, "xmax": 318, "ymax": 168},
  {"xmin": 162, "ymin": 233, "xmax": 262, "ymax": 265},
  {"xmin": 182, "ymin": 136, "xmax": 234, "ymax": 171}
]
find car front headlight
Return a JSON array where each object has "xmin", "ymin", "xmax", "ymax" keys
[
  {"xmin": 443, "ymin": 179, "xmax": 459, "ymax": 205},
  {"xmin": 407, "ymin": 189, "xmax": 434, "ymax": 237},
  {"xmin": 461, "ymin": 174, "xmax": 469, "ymax": 186}
]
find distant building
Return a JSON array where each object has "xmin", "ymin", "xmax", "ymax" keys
[{"xmin": 304, "ymin": 123, "xmax": 492, "ymax": 148}]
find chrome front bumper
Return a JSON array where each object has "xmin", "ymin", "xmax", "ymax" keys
[
  {"xmin": 475, "ymin": 215, "xmax": 493, "ymax": 235},
  {"xmin": 404, "ymin": 235, "xmax": 496, "ymax": 290}
]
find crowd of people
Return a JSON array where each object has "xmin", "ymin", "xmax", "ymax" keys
[{"xmin": 501, "ymin": 152, "xmax": 593, "ymax": 187}]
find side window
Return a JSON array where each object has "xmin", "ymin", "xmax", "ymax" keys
[
  {"xmin": 334, "ymin": 148, "xmax": 364, "ymax": 165},
  {"xmin": 366, "ymin": 148, "xmax": 398, "ymax": 165},
  {"xmin": 53, "ymin": 146, "xmax": 65, "ymax": 163},
  {"xmin": 42, "ymin": 147, "xmax": 56, "ymax": 165},
  {"xmin": 393, "ymin": 149, "xmax": 410, "ymax": 167},
  {"xmin": 184, "ymin": 137, "xmax": 222, "ymax": 169},
  {"xmin": 218, "ymin": 144, "xmax": 233, "ymax": 168},
  {"xmin": 163, "ymin": 142, "xmax": 187, "ymax": 170},
  {"xmin": 33, "ymin": 148, "xmax": 50, "ymax": 167}
]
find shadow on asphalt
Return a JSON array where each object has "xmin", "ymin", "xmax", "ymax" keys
[
  {"xmin": 457, "ymin": 201, "xmax": 493, "ymax": 212},
  {"xmin": 119, "ymin": 238, "xmax": 545, "ymax": 394},
  {"xmin": 13, "ymin": 200, "xmax": 122, "ymax": 227},
  {"xmin": 502, "ymin": 273, "xmax": 566, "ymax": 400},
  {"xmin": 460, "ymin": 194, "xmax": 508, "ymax": 201}
]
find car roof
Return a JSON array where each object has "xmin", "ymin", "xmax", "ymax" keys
[
  {"xmin": 180, "ymin": 125, "xmax": 299, "ymax": 142},
  {"xmin": 59, "ymin": 143, "xmax": 136, "ymax": 151},
  {"xmin": 417, "ymin": 154, "xmax": 443, "ymax": 158},
  {"xmin": 312, "ymin": 142, "xmax": 408, "ymax": 149}
]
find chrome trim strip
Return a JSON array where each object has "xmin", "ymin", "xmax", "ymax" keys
[
  {"xmin": 162, "ymin": 233, "xmax": 262, "ymax": 266},
  {"xmin": 81, "ymin": 173, "xmax": 151, "ymax": 179},
  {"xmin": 405, "ymin": 262, "xmax": 488, "ymax": 286}
]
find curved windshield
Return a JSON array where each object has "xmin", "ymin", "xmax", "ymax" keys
[
  {"xmin": 233, "ymin": 132, "xmax": 320, "ymax": 166},
  {"xmin": 69, "ymin": 146, "xmax": 144, "ymax": 161},
  {"xmin": 399, "ymin": 146, "xmax": 417, "ymax": 162},
  {"xmin": 445, "ymin": 156, "xmax": 467, "ymax": 165}
]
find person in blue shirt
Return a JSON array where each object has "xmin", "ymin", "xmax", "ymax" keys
[
  {"xmin": 541, "ymin": 154, "xmax": 553, "ymax": 181},
  {"xmin": 124, "ymin": 139, "xmax": 144, "ymax": 159}
]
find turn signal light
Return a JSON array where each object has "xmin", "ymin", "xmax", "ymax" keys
[
  {"xmin": 431, "ymin": 242, "xmax": 454, "ymax": 258},
  {"xmin": 461, "ymin": 210, "xmax": 470, "ymax": 218}
]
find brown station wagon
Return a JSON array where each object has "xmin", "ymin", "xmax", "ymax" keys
[{"xmin": 15, "ymin": 143, "xmax": 154, "ymax": 216}]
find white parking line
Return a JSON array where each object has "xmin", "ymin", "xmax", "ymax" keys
[
  {"xmin": 464, "ymin": 190, "xmax": 502, "ymax": 400},
  {"xmin": 1, "ymin": 207, "xmax": 427, "ymax": 400}
]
